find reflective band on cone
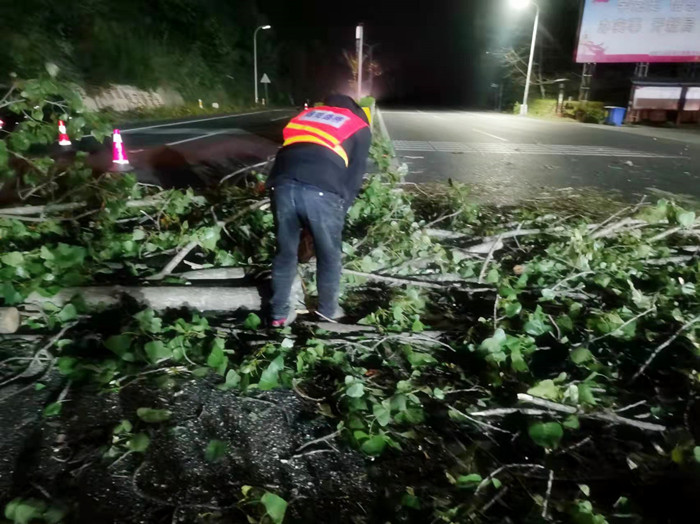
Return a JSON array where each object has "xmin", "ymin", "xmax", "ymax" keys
[
  {"xmin": 57, "ymin": 120, "xmax": 71, "ymax": 146},
  {"xmin": 110, "ymin": 129, "xmax": 131, "ymax": 172}
]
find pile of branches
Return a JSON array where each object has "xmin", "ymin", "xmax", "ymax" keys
[{"xmin": 1, "ymin": 79, "xmax": 700, "ymax": 523}]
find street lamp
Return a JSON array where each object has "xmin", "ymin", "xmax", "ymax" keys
[
  {"xmin": 253, "ymin": 24, "xmax": 271, "ymax": 104},
  {"xmin": 356, "ymin": 24, "xmax": 364, "ymax": 100},
  {"xmin": 511, "ymin": 0, "xmax": 539, "ymax": 115}
]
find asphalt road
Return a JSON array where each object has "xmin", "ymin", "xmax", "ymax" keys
[
  {"xmin": 381, "ymin": 110, "xmax": 699, "ymax": 202},
  {"xmin": 90, "ymin": 109, "xmax": 297, "ymax": 187}
]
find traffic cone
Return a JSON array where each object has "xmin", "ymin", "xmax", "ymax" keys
[
  {"xmin": 304, "ymin": 102, "xmax": 309, "ymax": 110},
  {"xmin": 57, "ymin": 120, "xmax": 71, "ymax": 146},
  {"xmin": 110, "ymin": 129, "xmax": 130, "ymax": 172}
]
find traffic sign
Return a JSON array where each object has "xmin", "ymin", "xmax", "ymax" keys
[{"xmin": 260, "ymin": 73, "xmax": 271, "ymax": 84}]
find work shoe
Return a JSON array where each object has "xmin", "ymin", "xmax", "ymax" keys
[
  {"xmin": 271, "ymin": 308, "xmax": 297, "ymax": 328},
  {"xmin": 315, "ymin": 306, "xmax": 347, "ymax": 323}
]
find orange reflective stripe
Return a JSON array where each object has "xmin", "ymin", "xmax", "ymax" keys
[
  {"xmin": 282, "ymin": 135, "xmax": 349, "ymax": 166},
  {"xmin": 285, "ymin": 122, "xmax": 341, "ymax": 145}
]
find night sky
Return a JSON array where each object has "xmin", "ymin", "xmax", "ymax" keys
[{"xmin": 258, "ymin": 0, "xmax": 583, "ymax": 107}]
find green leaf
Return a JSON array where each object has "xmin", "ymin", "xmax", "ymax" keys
[
  {"xmin": 0, "ymin": 282, "xmax": 23, "ymax": 305},
  {"xmin": 411, "ymin": 317, "xmax": 425, "ymax": 332},
  {"xmin": 134, "ymin": 309, "xmax": 162, "ymax": 334},
  {"xmin": 563, "ymin": 415, "xmax": 580, "ymax": 429},
  {"xmin": 578, "ymin": 384, "xmax": 597, "ymax": 405},
  {"xmin": 480, "ymin": 328, "xmax": 506, "ymax": 353},
  {"xmin": 528, "ymin": 422, "xmax": 563, "ymax": 449},
  {"xmin": 456, "ymin": 473, "xmax": 482, "ymax": 488},
  {"xmin": 693, "ymin": 446, "xmax": 700, "ymax": 463},
  {"xmin": 204, "ymin": 439, "xmax": 227, "ymax": 462},
  {"xmin": 243, "ymin": 312, "xmax": 261, "ymax": 330},
  {"xmin": 527, "ymin": 379, "xmax": 560, "ymax": 400},
  {"xmin": 218, "ymin": 369, "xmax": 241, "ymax": 391},
  {"xmin": 524, "ymin": 316, "xmax": 551, "ymax": 336},
  {"xmin": 4, "ymin": 498, "xmax": 46, "ymax": 524},
  {"xmin": 486, "ymin": 267, "xmax": 500, "ymax": 283},
  {"xmin": 56, "ymin": 303, "xmax": 78, "ymax": 322},
  {"xmin": 127, "ymin": 433, "xmax": 150, "ymax": 453},
  {"xmin": 505, "ymin": 302, "xmax": 522, "ymax": 317},
  {"xmin": 433, "ymin": 387, "xmax": 445, "ymax": 400},
  {"xmin": 113, "ymin": 419, "xmax": 133, "ymax": 434},
  {"xmin": 510, "ymin": 346, "xmax": 529, "ymax": 373},
  {"xmin": 570, "ymin": 347, "xmax": 593, "ymax": 365},
  {"xmin": 373, "ymin": 403, "xmax": 392, "ymax": 426},
  {"xmin": 0, "ymin": 141, "xmax": 8, "ymax": 168},
  {"xmin": 105, "ymin": 335, "xmax": 132, "ymax": 358},
  {"xmin": 260, "ymin": 492, "xmax": 287, "ymax": 524},
  {"xmin": 401, "ymin": 493, "xmax": 421, "ymax": 509},
  {"xmin": 678, "ymin": 211, "xmax": 696, "ymax": 228},
  {"xmin": 361, "ymin": 435, "xmax": 387, "ymax": 455},
  {"xmin": 492, "ymin": 478, "xmax": 502, "ymax": 489},
  {"xmin": 541, "ymin": 288, "xmax": 555, "ymax": 300},
  {"xmin": 43, "ymin": 402, "xmax": 62, "ymax": 418},
  {"xmin": 207, "ymin": 339, "xmax": 226, "ymax": 369},
  {"xmin": 259, "ymin": 355, "xmax": 285, "ymax": 390},
  {"xmin": 144, "ymin": 340, "xmax": 172, "ymax": 364},
  {"xmin": 1, "ymin": 251, "xmax": 24, "ymax": 267},
  {"xmin": 136, "ymin": 407, "xmax": 171, "ymax": 423},
  {"xmin": 346, "ymin": 381, "xmax": 365, "ymax": 398}
]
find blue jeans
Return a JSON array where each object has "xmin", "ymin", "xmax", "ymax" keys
[{"xmin": 270, "ymin": 182, "xmax": 346, "ymax": 320}]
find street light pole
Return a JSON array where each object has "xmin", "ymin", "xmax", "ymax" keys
[
  {"xmin": 253, "ymin": 25, "xmax": 271, "ymax": 105},
  {"xmin": 356, "ymin": 24, "xmax": 364, "ymax": 100},
  {"xmin": 511, "ymin": 0, "xmax": 539, "ymax": 116}
]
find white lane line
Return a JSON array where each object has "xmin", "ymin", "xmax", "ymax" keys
[
  {"xmin": 393, "ymin": 140, "xmax": 684, "ymax": 158},
  {"xmin": 123, "ymin": 110, "xmax": 285, "ymax": 133},
  {"xmin": 270, "ymin": 115, "xmax": 291, "ymax": 121},
  {"xmin": 472, "ymin": 128, "xmax": 509, "ymax": 142},
  {"xmin": 166, "ymin": 130, "xmax": 226, "ymax": 146}
]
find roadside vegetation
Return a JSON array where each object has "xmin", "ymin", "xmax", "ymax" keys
[
  {"xmin": 1, "ymin": 77, "xmax": 699, "ymax": 523},
  {"xmin": 0, "ymin": 0, "xmax": 283, "ymax": 107}
]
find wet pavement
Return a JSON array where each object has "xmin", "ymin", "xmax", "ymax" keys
[
  {"xmin": 381, "ymin": 110, "xmax": 699, "ymax": 202},
  {"xmin": 88, "ymin": 109, "xmax": 297, "ymax": 187}
]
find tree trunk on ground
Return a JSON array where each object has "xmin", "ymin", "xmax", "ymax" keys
[
  {"xmin": 25, "ymin": 287, "xmax": 262, "ymax": 312},
  {"xmin": 0, "ymin": 308, "xmax": 20, "ymax": 334}
]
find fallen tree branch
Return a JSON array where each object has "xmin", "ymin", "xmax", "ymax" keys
[
  {"xmin": 475, "ymin": 463, "xmax": 546, "ymax": 495},
  {"xmin": 478, "ymin": 234, "xmax": 503, "ymax": 284},
  {"xmin": 516, "ymin": 393, "xmax": 666, "ymax": 432},
  {"xmin": 0, "ymin": 196, "xmax": 166, "ymax": 217},
  {"xmin": 295, "ymin": 429, "xmax": 342, "ymax": 453},
  {"xmin": 218, "ymin": 159, "xmax": 272, "ymax": 186},
  {"xmin": 630, "ymin": 314, "xmax": 700, "ymax": 383},
  {"xmin": 577, "ymin": 307, "xmax": 657, "ymax": 347},
  {"xmin": 591, "ymin": 218, "xmax": 646, "ymax": 239},
  {"xmin": 343, "ymin": 269, "xmax": 493, "ymax": 293},
  {"xmin": 146, "ymin": 241, "xmax": 198, "ymax": 281},
  {"xmin": 222, "ymin": 198, "xmax": 271, "ymax": 225}
]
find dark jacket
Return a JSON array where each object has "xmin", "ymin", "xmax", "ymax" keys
[{"xmin": 267, "ymin": 95, "xmax": 372, "ymax": 204}]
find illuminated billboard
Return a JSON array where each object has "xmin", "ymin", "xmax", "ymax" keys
[{"xmin": 576, "ymin": 0, "xmax": 700, "ymax": 63}]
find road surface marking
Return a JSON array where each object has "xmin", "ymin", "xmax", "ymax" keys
[
  {"xmin": 393, "ymin": 141, "xmax": 683, "ymax": 158},
  {"xmin": 472, "ymin": 128, "xmax": 509, "ymax": 142},
  {"xmin": 166, "ymin": 130, "xmax": 226, "ymax": 146},
  {"xmin": 270, "ymin": 115, "xmax": 291, "ymax": 121},
  {"xmin": 122, "ymin": 110, "xmax": 285, "ymax": 134},
  {"xmin": 404, "ymin": 156, "xmax": 425, "ymax": 159}
]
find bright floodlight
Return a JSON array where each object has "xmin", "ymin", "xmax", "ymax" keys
[
  {"xmin": 262, "ymin": 25, "xmax": 271, "ymax": 30},
  {"xmin": 510, "ymin": 0, "xmax": 531, "ymax": 8}
]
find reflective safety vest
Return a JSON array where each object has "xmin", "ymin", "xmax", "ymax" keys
[{"xmin": 282, "ymin": 106, "xmax": 369, "ymax": 166}]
